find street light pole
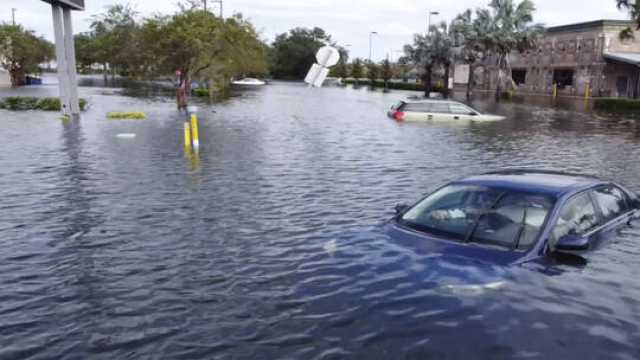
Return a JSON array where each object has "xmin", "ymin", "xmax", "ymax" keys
[
  {"xmin": 427, "ymin": 11, "xmax": 439, "ymax": 35},
  {"xmin": 11, "ymin": 8, "xmax": 16, "ymax": 25},
  {"xmin": 369, "ymin": 31, "xmax": 378, "ymax": 62}
]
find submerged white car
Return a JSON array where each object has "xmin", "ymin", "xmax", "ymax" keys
[{"xmin": 388, "ymin": 99, "xmax": 505, "ymax": 122}]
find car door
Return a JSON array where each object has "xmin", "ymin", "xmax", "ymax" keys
[
  {"xmin": 588, "ymin": 185, "xmax": 634, "ymax": 248},
  {"xmin": 427, "ymin": 102, "xmax": 454, "ymax": 121},
  {"xmin": 400, "ymin": 102, "xmax": 431, "ymax": 121}
]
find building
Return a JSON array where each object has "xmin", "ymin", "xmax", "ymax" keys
[
  {"xmin": 0, "ymin": 68, "xmax": 10, "ymax": 87},
  {"xmin": 457, "ymin": 20, "xmax": 640, "ymax": 98}
]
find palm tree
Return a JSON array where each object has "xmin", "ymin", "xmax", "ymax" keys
[
  {"xmin": 403, "ymin": 34, "xmax": 435, "ymax": 96},
  {"xmin": 480, "ymin": 0, "xmax": 543, "ymax": 100},
  {"xmin": 429, "ymin": 22, "xmax": 455, "ymax": 98},
  {"xmin": 451, "ymin": 9, "xmax": 487, "ymax": 99},
  {"xmin": 616, "ymin": 0, "xmax": 640, "ymax": 40}
]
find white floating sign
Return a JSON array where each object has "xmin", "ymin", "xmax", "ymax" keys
[{"xmin": 304, "ymin": 46, "xmax": 341, "ymax": 88}]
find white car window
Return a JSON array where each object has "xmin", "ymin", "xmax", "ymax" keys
[
  {"xmin": 449, "ymin": 104, "xmax": 475, "ymax": 115},
  {"xmin": 429, "ymin": 103, "xmax": 450, "ymax": 114},
  {"xmin": 403, "ymin": 103, "xmax": 431, "ymax": 112}
]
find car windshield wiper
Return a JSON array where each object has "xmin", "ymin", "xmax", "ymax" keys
[
  {"xmin": 513, "ymin": 205, "xmax": 528, "ymax": 249},
  {"xmin": 464, "ymin": 192, "xmax": 507, "ymax": 244}
]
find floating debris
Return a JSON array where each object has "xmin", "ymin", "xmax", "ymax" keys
[{"xmin": 116, "ymin": 133, "xmax": 137, "ymax": 139}]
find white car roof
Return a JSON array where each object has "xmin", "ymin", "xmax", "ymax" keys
[{"xmin": 402, "ymin": 99, "xmax": 464, "ymax": 105}]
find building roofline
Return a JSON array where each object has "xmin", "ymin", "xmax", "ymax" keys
[{"xmin": 546, "ymin": 19, "xmax": 635, "ymax": 33}]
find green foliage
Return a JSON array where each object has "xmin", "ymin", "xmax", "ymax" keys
[
  {"xmin": 75, "ymin": 5, "xmax": 268, "ymax": 89},
  {"xmin": 106, "ymin": 111, "xmax": 146, "ymax": 119},
  {"xmin": 381, "ymin": 59, "xmax": 393, "ymax": 83},
  {"xmin": 350, "ymin": 58, "xmax": 364, "ymax": 79},
  {"xmin": 328, "ymin": 46, "xmax": 350, "ymax": 78},
  {"xmin": 594, "ymin": 98, "xmax": 640, "ymax": 114},
  {"xmin": 617, "ymin": 0, "xmax": 640, "ymax": 36},
  {"xmin": 270, "ymin": 27, "xmax": 331, "ymax": 79},
  {"xmin": 0, "ymin": 97, "xmax": 88, "ymax": 111},
  {"xmin": 343, "ymin": 79, "xmax": 424, "ymax": 91},
  {"xmin": 0, "ymin": 23, "xmax": 54, "ymax": 86},
  {"xmin": 192, "ymin": 88, "xmax": 210, "ymax": 97},
  {"xmin": 366, "ymin": 61, "xmax": 379, "ymax": 86}
]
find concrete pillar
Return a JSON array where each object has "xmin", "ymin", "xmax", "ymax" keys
[
  {"xmin": 51, "ymin": 4, "xmax": 71, "ymax": 116},
  {"xmin": 63, "ymin": 7, "xmax": 80, "ymax": 115}
]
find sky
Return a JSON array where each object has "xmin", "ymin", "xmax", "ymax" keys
[{"xmin": 3, "ymin": 0, "xmax": 631, "ymax": 62}]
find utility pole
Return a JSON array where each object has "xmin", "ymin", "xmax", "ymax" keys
[
  {"xmin": 203, "ymin": 0, "xmax": 207, "ymax": 12},
  {"xmin": 427, "ymin": 11, "xmax": 439, "ymax": 35},
  {"xmin": 11, "ymin": 8, "xmax": 16, "ymax": 25},
  {"xmin": 369, "ymin": 31, "xmax": 378, "ymax": 62}
]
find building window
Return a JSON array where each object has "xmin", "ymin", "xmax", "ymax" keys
[
  {"xmin": 512, "ymin": 69, "xmax": 527, "ymax": 85},
  {"xmin": 553, "ymin": 69, "xmax": 574, "ymax": 88}
]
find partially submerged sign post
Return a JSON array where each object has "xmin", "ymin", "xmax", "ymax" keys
[
  {"xmin": 41, "ymin": 0, "xmax": 84, "ymax": 116},
  {"xmin": 304, "ymin": 46, "xmax": 340, "ymax": 87}
]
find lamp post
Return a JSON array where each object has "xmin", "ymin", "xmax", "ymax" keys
[
  {"xmin": 369, "ymin": 31, "xmax": 378, "ymax": 62},
  {"xmin": 11, "ymin": 8, "xmax": 16, "ymax": 25},
  {"xmin": 427, "ymin": 11, "xmax": 439, "ymax": 35}
]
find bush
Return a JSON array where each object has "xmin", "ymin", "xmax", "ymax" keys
[
  {"xmin": 1, "ymin": 96, "xmax": 39, "ymax": 110},
  {"xmin": 594, "ymin": 97, "xmax": 640, "ymax": 114},
  {"xmin": 37, "ymin": 97, "xmax": 61, "ymax": 111},
  {"xmin": 106, "ymin": 111, "xmax": 146, "ymax": 120},
  {"xmin": 0, "ymin": 96, "xmax": 88, "ymax": 111},
  {"xmin": 343, "ymin": 79, "xmax": 424, "ymax": 91},
  {"xmin": 192, "ymin": 88, "xmax": 209, "ymax": 97}
]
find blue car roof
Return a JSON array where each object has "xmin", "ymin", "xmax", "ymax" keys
[{"xmin": 452, "ymin": 169, "xmax": 604, "ymax": 198}]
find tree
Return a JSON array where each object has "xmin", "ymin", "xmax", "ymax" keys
[
  {"xmin": 0, "ymin": 24, "xmax": 53, "ymax": 86},
  {"xmin": 366, "ymin": 60, "xmax": 379, "ymax": 86},
  {"xmin": 403, "ymin": 34, "xmax": 436, "ymax": 96},
  {"xmin": 616, "ymin": 0, "xmax": 640, "ymax": 39},
  {"xmin": 329, "ymin": 46, "xmax": 349, "ymax": 79},
  {"xmin": 74, "ymin": 32, "xmax": 100, "ymax": 73},
  {"xmin": 350, "ymin": 58, "xmax": 364, "ymax": 84},
  {"xmin": 270, "ymin": 27, "xmax": 331, "ymax": 79},
  {"xmin": 429, "ymin": 22, "xmax": 455, "ymax": 98},
  {"xmin": 381, "ymin": 58, "xmax": 393, "ymax": 89},
  {"xmin": 450, "ymin": 9, "xmax": 487, "ymax": 99},
  {"xmin": 479, "ymin": 0, "xmax": 542, "ymax": 100}
]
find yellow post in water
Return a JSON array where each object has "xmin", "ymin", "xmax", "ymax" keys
[
  {"xmin": 552, "ymin": 84, "xmax": 557, "ymax": 99},
  {"xmin": 184, "ymin": 122, "xmax": 192, "ymax": 147},
  {"xmin": 190, "ymin": 114, "xmax": 200, "ymax": 148},
  {"xmin": 585, "ymin": 84, "xmax": 591, "ymax": 100}
]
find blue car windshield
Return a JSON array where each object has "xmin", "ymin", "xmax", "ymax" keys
[{"xmin": 400, "ymin": 184, "xmax": 555, "ymax": 250}]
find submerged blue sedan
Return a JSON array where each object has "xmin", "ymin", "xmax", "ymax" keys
[{"xmin": 388, "ymin": 169, "xmax": 640, "ymax": 266}]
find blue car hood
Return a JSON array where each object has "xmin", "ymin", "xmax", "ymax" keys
[{"xmin": 382, "ymin": 221, "xmax": 525, "ymax": 291}]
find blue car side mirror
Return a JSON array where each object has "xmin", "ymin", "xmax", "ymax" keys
[
  {"xmin": 395, "ymin": 204, "xmax": 410, "ymax": 216},
  {"xmin": 555, "ymin": 234, "xmax": 590, "ymax": 252}
]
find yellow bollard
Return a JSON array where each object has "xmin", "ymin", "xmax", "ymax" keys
[
  {"xmin": 190, "ymin": 114, "xmax": 200, "ymax": 148},
  {"xmin": 184, "ymin": 122, "xmax": 191, "ymax": 147},
  {"xmin": 552, "ymin": 84, "xmax": 557, "ymax": 99},
  {"xmin": 585, "ymin": 84, "xmax": 591, "ymax": 100}
]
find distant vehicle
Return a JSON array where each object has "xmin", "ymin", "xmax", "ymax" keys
[
  {"xmin": 388, "ymin": 99, "xmax": 505, "ymax": 122},
  {"xmin": 388, "ymin": 169, "xmax": 640, "ymax": 266},
  {"xmin": 231, "ymin": 78, "xmax": 266, "ymax": 87}
]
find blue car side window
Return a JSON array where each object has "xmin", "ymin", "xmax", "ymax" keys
[
  {"xmin": 551, "ymin": 192, "xmax": 599, "ymax": 244},
  {"xmin": 591, "ymin": 186, "xmax": 631, "ymax": 223}
]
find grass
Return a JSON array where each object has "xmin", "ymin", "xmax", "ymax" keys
[
  {"xmin": 106, "ymin": 111, "xmax": 147, "ymax": 120},
  {"xmin": 593, "ymin": 97, "xmax": 640, "ymax": 115},
  {"xmin": 0, "ymin": 96, "xmax": 88, "ymax": 111}
]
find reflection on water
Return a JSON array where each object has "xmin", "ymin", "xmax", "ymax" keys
[{"xmin": 1, "ymin": 81, "xmax": 640, "ymax": 359}]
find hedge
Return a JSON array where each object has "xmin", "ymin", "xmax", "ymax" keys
[
  {"xmin": 593, "ymin": 97, "xmax": 640, "ymax": 114},
  {"xmin": 342, "ymin": 79, "xmax": 447, "ymax": 92},
  {"xmin": 0, "ymin": 97, "xmax": 88, "ymax": 111}
]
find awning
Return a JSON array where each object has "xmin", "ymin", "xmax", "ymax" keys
[{"xmin": 604, "ymin": 52, "xmax": 640, "ymax": 66}]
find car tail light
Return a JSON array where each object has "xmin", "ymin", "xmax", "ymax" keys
[{"xmin": 393, "ymin": 111, "xmax": 404, "ymax": 122}]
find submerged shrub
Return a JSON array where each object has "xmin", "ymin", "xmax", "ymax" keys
[
  {"xmin": 106, "ymin": 111, "xmax": 146, "ymax": 119},
  {"xmin": 192, "ymin": 88, "xmax": 210, "ymax": 97},
  {"xmin": 594, "ymin": 98, "xmax": 640, "ymax": 115},
  {"xmin": 0, "ymin": 96, "xmax": 88, "ymax": 111}
]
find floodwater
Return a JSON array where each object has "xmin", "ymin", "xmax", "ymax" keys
[{"xmin": 1, "ymin": 78, "xmax": 640, "ymax": 359}]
